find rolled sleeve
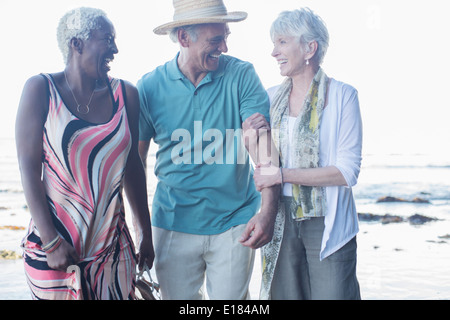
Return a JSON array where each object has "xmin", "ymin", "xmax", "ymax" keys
[
  {"xmin": 334, "ymin": 88, "xmax": 363, "ymax": 188},
  {"xmin": 238, "ymin": 63, "xmax": 270, "ymax": 123}
]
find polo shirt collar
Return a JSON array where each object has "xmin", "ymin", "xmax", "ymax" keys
[{"xmin": 167, "ymin": 53, "xmax": 185, "ymax": 80}]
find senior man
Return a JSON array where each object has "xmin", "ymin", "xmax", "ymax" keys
[{"xmin": 137, "ymin": 0, "xmax": 278, "ymax": 300}]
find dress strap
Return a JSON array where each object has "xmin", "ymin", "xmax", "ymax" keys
[{"xmin": 39, "ymin": 73, "xmax": 52, "ymax": 109}]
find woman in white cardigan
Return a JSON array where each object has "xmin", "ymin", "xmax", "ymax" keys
[{"xmin": 253, "ymin": 8, "xmax": 363, "ymax": 300}]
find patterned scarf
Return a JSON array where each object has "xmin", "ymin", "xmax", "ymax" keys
[{"xmin": 270, "ymin": 68, "xmax": 329, "ymax": 220}]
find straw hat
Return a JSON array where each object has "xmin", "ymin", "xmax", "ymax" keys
[{"xmin": 154, "ymin": 0, "xmax": 248, "ymax": 35}]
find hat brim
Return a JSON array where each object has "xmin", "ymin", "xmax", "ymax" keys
[{"xmin": 153, "ymin": 11, "xmax": 248, "ymax": 35}]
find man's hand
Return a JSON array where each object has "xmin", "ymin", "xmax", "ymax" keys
[{"xmin": 239, "ymin": 210, "xmax": 276, "ymax": 249}]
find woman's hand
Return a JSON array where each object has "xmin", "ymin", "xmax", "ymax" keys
[
  {"xmin": 253, "ymin": 163, "xmax": 283, "ymax": 192},
  {"xmin": 242, "ymin": 113, "xmax": 270, "ymax": 132},
  {"xmin": 46, "ymin": 240, "xmax": 80, "ymax": 272},
  {"xmin": 242, "ymin": 113, "xmax": 270, "ymax": 150},
  {"xmin": 136, "ymin": 233, "xmax": 155, "ymax": 271}
]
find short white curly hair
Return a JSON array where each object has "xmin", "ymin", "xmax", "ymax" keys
[
  {"xmin": 57, "ymin": 7, "xmax": 108, "ymax": 64},
  {"xmin": 270, "ymin": 8, "xmax": 329, "ymax": 66}
]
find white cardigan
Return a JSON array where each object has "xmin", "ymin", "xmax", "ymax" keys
[{"xmin": 267, "ymin": 78, "xmax": 363, "ymax": 260}]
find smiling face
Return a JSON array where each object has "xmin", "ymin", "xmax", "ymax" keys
[
  {"xmin": 186, "ymin": 23, "xmax": 230, "ymax": 75},
  {"xmin": 79, "ymin": 17, "xmax": 118, "ymax": 80},
  {"xmin": 272, "ymin": 35, "xmax": 308, "ymax": 78}
]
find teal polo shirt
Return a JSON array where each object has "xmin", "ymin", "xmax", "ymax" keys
[{"xmin": 137, "ymin": 54, "xmax": 269, "ymax": 235}]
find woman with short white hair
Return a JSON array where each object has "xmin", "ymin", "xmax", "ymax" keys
[
  {"xmin": 16, "ymin": 7, "xmax": 154, "ymax": 300},
  {"xmin": 253, "ymin": 8, "xmax": 363, "ymax": 300}
]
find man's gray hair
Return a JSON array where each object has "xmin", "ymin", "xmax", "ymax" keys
[
  {"xmin": 169, "ymin": 24, "xmax": 200, "ymax": 43},
  {"xmin": 57, "ymin": 7, "xmax": 108, "ymax": 64},
  {"xmin": 270, "ymin": 8, "xmax": 329, "ymax": 66}
]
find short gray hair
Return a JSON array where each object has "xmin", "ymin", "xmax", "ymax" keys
[
  {"xmin": 57, "ymin": 7, "xmax": 108, "ymax": 64},
  {"xmin": 169, "ymin": 24, "xmax": 200, "ymax": 43},
  {"xmin": 270, "ymin": 8, "xmax": 329, "ymax": 65}
]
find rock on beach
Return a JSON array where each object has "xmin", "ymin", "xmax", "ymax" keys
[
  {"xmin": 0, "ymin": 250, "xmax": 21, "ymax": 260},
  {"xmin": 358, "ymin": 213, "xmax": 438, "ymax": 225},
  {"xmin": 376, "ymin": 196, "xmax": 430, "ymax": 204}
]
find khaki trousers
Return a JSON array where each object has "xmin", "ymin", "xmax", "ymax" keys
[{"xmin": 152, "ymin": 225, "xmax": 255, "ymax": 300}]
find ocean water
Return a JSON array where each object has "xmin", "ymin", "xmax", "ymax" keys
[
  {"xmin": 1, "ymin": 136, "xmax": 449, "ymax": 300},
  {"xmin": 354, "ymin": 153, "xmax": 450, "ymax": 300}
]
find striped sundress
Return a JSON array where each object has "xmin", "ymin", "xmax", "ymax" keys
[{"xmin": 21, "ymin": 74, "xmax": 137, "ymax": 300}]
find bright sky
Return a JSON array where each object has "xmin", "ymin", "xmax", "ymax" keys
[{"xmin": 1, "ymin": 0, "xmax": 449, "ymax": 157}]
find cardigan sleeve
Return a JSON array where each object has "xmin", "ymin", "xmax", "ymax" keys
[{"xmin": 334, "ymin": 84, "xmax": 363, "ymax": 188}]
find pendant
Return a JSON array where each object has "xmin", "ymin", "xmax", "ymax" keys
[{"xmin": 77, "ymin": 104, "xmax": 90, "ymax": 115}]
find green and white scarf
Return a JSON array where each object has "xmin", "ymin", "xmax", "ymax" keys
[{"xmin": 270, "ymin": 68, "xmax": 329, "ymax": 220}]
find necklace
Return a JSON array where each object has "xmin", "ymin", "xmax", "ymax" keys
[{"xmin": 64, "ymin": 71, "xmax": 95, "ymax": 115}]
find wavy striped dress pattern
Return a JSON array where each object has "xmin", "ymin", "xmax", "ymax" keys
[{"xmin": 21, "ymin": 74, "xmax": 137, "ymax": 300}]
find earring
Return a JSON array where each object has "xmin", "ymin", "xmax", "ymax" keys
[{"xmin": 306, "ymin": 59, "xmax": 310, "ymax": 66}]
